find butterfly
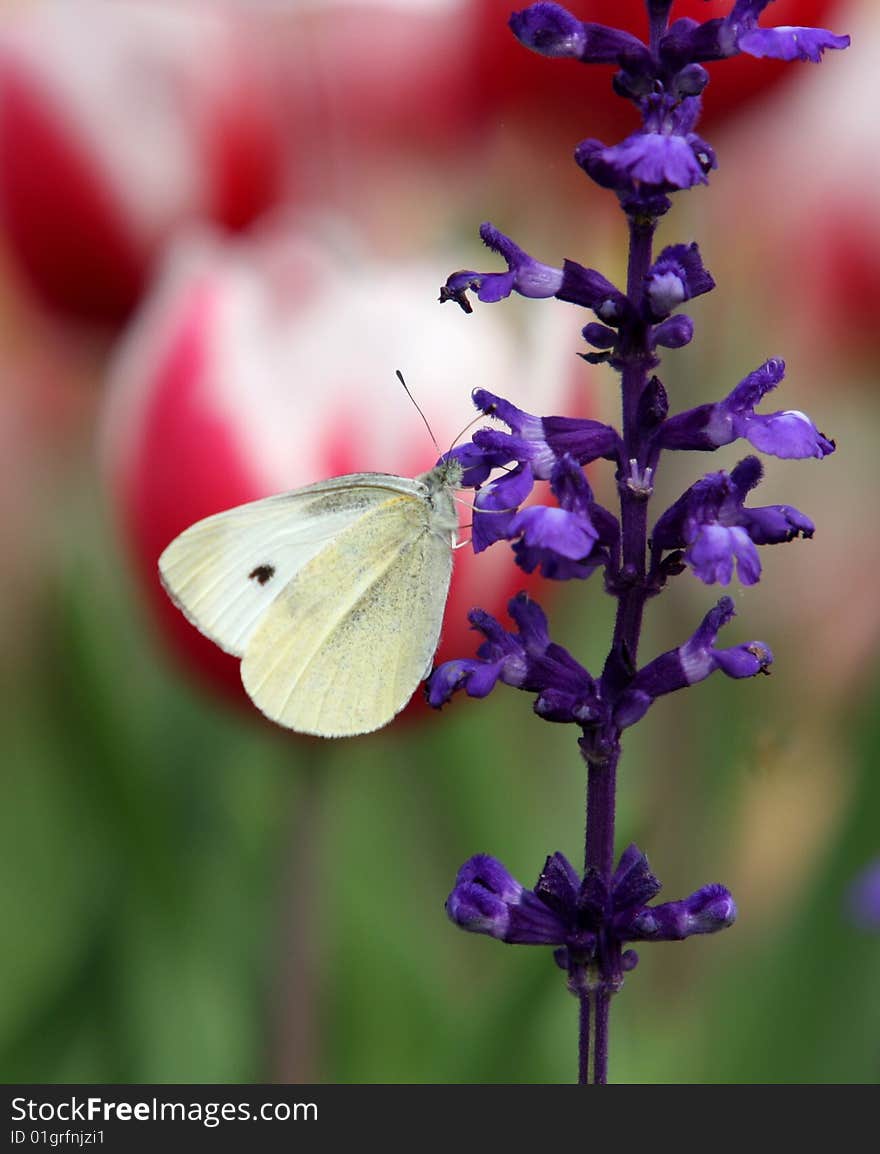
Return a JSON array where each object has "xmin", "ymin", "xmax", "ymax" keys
[{"xmin": 158, "ymin": 457, "xmax": 463, "ymax": 737}]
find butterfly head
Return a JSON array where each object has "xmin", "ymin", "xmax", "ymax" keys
[{"xmin": 422, "ymin": 455, "xmax": 464, "ymax": 495}]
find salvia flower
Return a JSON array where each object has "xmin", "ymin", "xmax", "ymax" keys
[
  {"xmin": 466, "ymin": 451, "xmax": 619, "ymax": 579},
  {"xmin": 661, "ymin": 358, "xmax": 835, "ymax": 459},
  {"xmin": 661, "ymin": 2, "xmax": 850, "ymax": 67},
  {"xmin": 614, "ymin": 596, "xmax": 773, "ymax": 729},
  {"xmin": 508, "ymin": 456, "xmax": 619, "ymax": 580},
  {"xmin": 441, "ymin": 221, "xmax": 563, "ymax": 312},
  {"xmin": 645, "ymin": 243, "xmax": 715, "ymax": 320},
  {"xmin": 652, "ymin": 456, "xmax": 814, "ymax": 586},
  {"xmin": 467, "ymin": 388, "xmax": 621, "ymax": 480},
  {"xmin": 442, "ymin": 222, "xmax": 632, "ymax": 322},
  {"xmin": 447, "ymin": 845, "xmax": 736, "ymax": 991},
  {"xmin": 575, "ymin": 96, "xmax": 716, "ymax": 199}
]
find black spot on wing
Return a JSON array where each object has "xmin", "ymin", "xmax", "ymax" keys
[{"xmin": 249, "ymin": 564, "xmax": 275, "ymax": 586}]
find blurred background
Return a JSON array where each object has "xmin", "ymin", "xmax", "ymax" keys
[{"xmin": 2, "ymin": 0, "xmax": 878, "ymax": 1085}]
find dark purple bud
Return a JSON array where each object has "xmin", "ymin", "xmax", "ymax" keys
[
  {"xmin": 637, "ymin": 375, "xmax": 669, "ymax": 429},
  {"xmin": 509, "ymin": 3, "xmax": 651, "ymax": 66},
  {"xmin": 582, "ymin": 322, "xmax": 617, "ymax": 348},
  {"xmin": 446, "ymin": 855, "xmax": 524, "ymax": 939},
  {"xmin": 508, "ymin": 2, "xmax": 587, "ymax": 58},
  {"xmin": 626, "ymin": 884, "xmax": 736, "ymax": 941},
  {"xmin": 674, "ymin": 62, "xmax": 709, "ymax": 96},
  {"xmin": 652, "ymin": 314, "xmax": 694, "ymax": 348}
]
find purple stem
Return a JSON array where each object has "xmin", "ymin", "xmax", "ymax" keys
[
  {"xmin": 579, "ymin": 212, "xmax": 657, "ymax": 1085},
  {"xmin": 578, "ymin": 992, "xmax": 592, "ymax": 1083}
]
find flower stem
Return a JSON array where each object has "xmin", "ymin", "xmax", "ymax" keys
[
  {"xmin": 578, "ymin": 992, "xmax": 592, "ymax": 1083},
  {"xmin": 579, "ymin": 213, "xmax": 657, "ymax": 1084}
]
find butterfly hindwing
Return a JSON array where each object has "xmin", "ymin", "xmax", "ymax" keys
[{"xmin": 241, "ymin": 489, "xmax": 454, "ymax": 736}]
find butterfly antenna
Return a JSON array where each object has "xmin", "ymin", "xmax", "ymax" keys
[{"xmin": 396, "ymin": 369, "xmax": 441, "ymax": 455}]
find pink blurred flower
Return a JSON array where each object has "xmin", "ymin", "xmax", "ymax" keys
[
  {"xmin": 102, "ymin": 220, "xmax": 585, "ymax": 720},
  {"xmin": 277, "ymin": 0, "xmax": 482, "ymax": 157},
  {"xmin": 0, "ymin": 0, "xmax": 285, "ymax": 328}
]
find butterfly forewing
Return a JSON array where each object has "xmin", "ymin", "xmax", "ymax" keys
[
  {"xmin": 241, "ymin": 488, "xmax": 454, "ymax": 736},
  {"xmin": 158, "ymin": 475, "xmax": 428, "ymax": 658}
]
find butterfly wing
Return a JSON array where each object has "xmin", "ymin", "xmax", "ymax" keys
[
  {"xmin": 158, "ymin": 475, "xmax": 423, "ymax": 658},
  {"xmin": 241, "ymin": 488, "xmax": 454, "ymax": 737}
]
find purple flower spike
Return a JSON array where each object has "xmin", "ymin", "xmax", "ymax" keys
[
  {"xmin": 614, "ymin": 597, "xmax": 772, "ymax": 727},
  {"xmin": 509, "ymin": 3, "xmax": 650, "ymax": 67},
  {"xmin": 441, "ymin": 222, "xmax": 563, "ymax": 313},
  {"xmin": 847, "ymin": 860, "xmax": 880, "ymax": 931},
  {"xmin": 652, "ymin": 457, "xmax": 814, "ymax": 586},
  {"xmin": 661, "ymin": 358, "xmax": 835, "ymax": 460}
]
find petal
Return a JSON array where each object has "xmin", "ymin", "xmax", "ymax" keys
[
  {"xmin": 712, "ymin": 525, "xmax": 759, "ymax": 585},
  {"xmin": 509, "ymin": 505, "xmax": 598, "ymax": 559},
  {"xmin": 738, "ymin": 26, "xmax": 850, "ymax": 63},
  {"xmin": 742, "ymin": 409, "xmax": 835, "ymax": 459}
]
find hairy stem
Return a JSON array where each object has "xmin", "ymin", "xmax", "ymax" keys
[{"xmin": 579, "ymin": 214, "xmax": 656, "ymax": 1085}]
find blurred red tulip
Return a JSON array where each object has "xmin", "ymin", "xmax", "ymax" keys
[
  {"xmin": 475, "ymin": 0, "xmax": 845, "ymax": 141},
  {"xmin": 276, "ymin": 0, "xmax": 482, "ymax": 160},
  {"xmin": 715, "ymin": 0, "xmax": 874, "ymax": 364},
  {"xmin": 102, "ymin": 221, "xmax": 586, "ymax": 722},
  {"xmin": 0, "ymin": 0, "xmax": 285, "ymax": 329}
]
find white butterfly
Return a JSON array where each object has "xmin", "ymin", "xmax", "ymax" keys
[{"xmin": 158, "ymin": 458, "xmax": 463, "ymax": 737}]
